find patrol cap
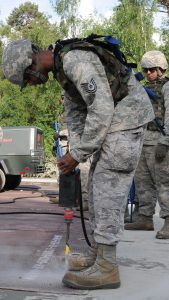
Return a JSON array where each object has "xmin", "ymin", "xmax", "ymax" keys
[
  {"xmin": 141, "ymin": 50, "xmax": 168, "ymax": 70},
  {"xmin": 2, "ymin": 39, "xmax": 33, "ymax": 87}
]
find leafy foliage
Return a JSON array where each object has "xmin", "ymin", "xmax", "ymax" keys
[
  {"xmin": 7, "ymin": 2, "xmax": 46, "ymax": 28},
  {"xmin": 51, "ymin": 0, "xmax": 81, "ymax": 37},
  {"xmin": 0, "ymin": 0, "xmax": 169, "ymax": 160},
  {"xmin": 109, "ymin": 0, "xmax": 157, "ymax": 66}
]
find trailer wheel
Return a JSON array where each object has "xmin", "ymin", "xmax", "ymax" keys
[
  {"xmin": 4, "ymin": 174, "xmax": 22, "ymax": 190},
  {"xmin": 0, "ymin": 169, "xmax": 6, "ymax": 191}
]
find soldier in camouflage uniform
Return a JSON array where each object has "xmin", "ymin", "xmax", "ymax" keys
[
  {"xmin": 125, "ymin": 51, "xmax": 169, "ymax": 240},
  {"xmin": 2, "ymin": 38, "xmax": 154, "ymax": 290}
]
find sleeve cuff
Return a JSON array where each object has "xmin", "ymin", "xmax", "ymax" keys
[{"xmin": 70, "ymin": 149, "xmax": 88, "ymax": 163}]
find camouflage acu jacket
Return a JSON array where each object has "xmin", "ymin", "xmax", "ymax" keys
[
  {"xmin": 143, "ymin": 78, "xmax": 169, "ymax": 146},
  {"xmin": 52, "ymin": 46, "xmax": 154, "ymax": 162},
  {"xmin": 53, "ymin": 41, "xmax": 130, "ymax": 106},
  {"xmin": 147, "ymin": 77, "xmax": 169, "ymax": 132}
]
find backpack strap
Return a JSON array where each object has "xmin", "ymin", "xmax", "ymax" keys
[{"xmin": 49, "ymin": 33, "xmax": 137, "ymax": 70}]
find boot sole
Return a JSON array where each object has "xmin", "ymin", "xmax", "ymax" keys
[
  {"xmin": 156, "ymin": 234, "xmax": 169, "ymax": 239},
  {"xmin": 62, "ymin": 278, "xmax": 121, "ymax": 290},
  {"xmin": 68, "ymin": 266, "xmax": 89, "ymax": 271},
  {"xmin": 125, "ymin": 226, "xmax": 154, "ymax": 231}
]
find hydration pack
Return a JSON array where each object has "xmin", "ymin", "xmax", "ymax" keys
[{"xmin": 50, "ymin": 34, "xmax": 136, "ymax": 105}]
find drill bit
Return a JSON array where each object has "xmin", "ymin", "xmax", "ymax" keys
[{"xmin": 65, "ymin": 222, "xmax": 70, "ymax": 255}]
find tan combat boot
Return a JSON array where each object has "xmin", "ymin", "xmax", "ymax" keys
[
  {"xmin": 66, "ymin": 245, "xmax": 97, "ymax": 271},
  {"xmin": 125, "ymin": 215, "xmax": 154, "ymax": 230},
  {"xmin": 62, "ymin": 244, "xmax": 120, "ymax": 290},
  {"xmin": 156, "ymin": 217, "xmax": 169, "ymax": 239}
]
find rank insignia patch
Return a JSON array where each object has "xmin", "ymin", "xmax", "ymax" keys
[
  {"xmin": 81, "ymin": 78, "xmax": 97, "ymax": 94},
  {"xmin": 81, "ymin": 78, "xmax": 97, "ymax": 104}
]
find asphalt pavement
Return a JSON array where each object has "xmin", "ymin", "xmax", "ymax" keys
[{"xmin": 0, "ymin": 178, "xmax": 168, "ymax": 300}]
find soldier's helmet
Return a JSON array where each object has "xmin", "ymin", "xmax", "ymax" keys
[
  {"xmin": 2, "ymin": 39, "xmax": 33, "ymax": 87},
  {"xmin": 141, "ymin": 50, "xmax": 168, "ymax": 70}
]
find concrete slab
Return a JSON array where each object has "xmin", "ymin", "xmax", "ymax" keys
[
  {"xmin": 0, "ymin": 183, "xmax": 168, "ymax": 300},
  {"xmin": 0, "ymin": 213, "xmax": 90, "ymax": 296}
]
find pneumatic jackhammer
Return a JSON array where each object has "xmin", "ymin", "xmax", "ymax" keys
[
  {"xmin": 59, "ymin": 168, "xmax": 81, "ymax": 254},
  {"xmin": 53, "ymin": 121, "xmax": 84, "ymax": 253}
]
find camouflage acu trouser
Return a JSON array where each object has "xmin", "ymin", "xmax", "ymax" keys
[
  {"xmin": 88, "ymin": 126, "xmax": 145, "ymax": 245},
  {"xmin": 134, "ymin": 144, "xmax": 169, "ymax": 219}
]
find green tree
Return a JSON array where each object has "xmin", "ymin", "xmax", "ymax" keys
[
  {"xmin": 0, "ymin": 0, "xmax": 165, "ymax": 160},
  {"xmin": 2, "ymin": 2, "xmax": 60, "ymax": 46},
  {"xmin": 7, "ymin": 2, "xmax": 47, "ymax": 28},
  {"xmin": 154, "ymin": 0, "xmax": 169, "ymax": 65},
  {"xmin": 76, "ymin": 13, "xmax": 108, "ymax": 37},
  {"xmin": 159, "ymin": 18, "xmax": 169, "ymax": 68},
  {"xmin": 0, "ymin": 77, "xmax": 62, "ymax": 157},
  {"xmin": 51, "ymin": 0, "xmax": 81, "ymax": 37},
  {"xmin": 0, "ymin": 2, "xmax": 64, "ymax": 159},
  {"xmin": 109, "ymin": 0, "xmax": 157, "ymax": 65}
]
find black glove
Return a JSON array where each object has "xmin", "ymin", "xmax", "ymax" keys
[{"xmin": 155, "ymin": 144, "xmax": 168, "ymax": 162}]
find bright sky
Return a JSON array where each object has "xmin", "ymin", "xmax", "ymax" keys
[{"xmin": 0, "ymin": 0, "xmax": 118, "ymax": 23}]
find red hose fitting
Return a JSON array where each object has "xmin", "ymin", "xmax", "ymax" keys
[{"xmin": 64, "ymin": 208, "xmax": 74, "ymax": 223}]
